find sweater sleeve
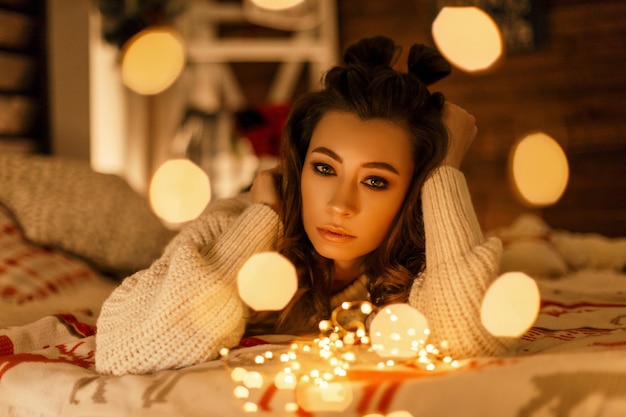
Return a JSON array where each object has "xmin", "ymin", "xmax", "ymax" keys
[
  {"xmin": 95, "ymin": 196, "xmax": 281, "ymax": 375},
  {"xmin": 408, "ymin": 166, "xmax": 518, "ymax": 358}
]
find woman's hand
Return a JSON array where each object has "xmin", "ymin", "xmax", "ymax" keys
[
  {"xmin": 250, "ymin": 167, "xmax": 282, "ymax": 216},
  {"xmin": 442, "ymin": 102, "xmax": 478, "ymax": 170}
]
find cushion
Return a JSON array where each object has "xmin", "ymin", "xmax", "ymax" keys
[
  {"xmin": 0, "ymin": 154, "xmax": 175, "ymax": 277},
  {"xmin": 490, "ymin": 213, "xmax": 568, "ymax": 278}
]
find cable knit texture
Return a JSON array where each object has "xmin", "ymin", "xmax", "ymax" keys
[
  {"xmin": 409, "ymin": 166, "xmax": 514, "ymax": 357},
  {"xmin": 0, "ymin": 155, "xmax": 174, "ymax": 277},
  {"xmin": 96, "ymin": 196, "xmax": 283, "ymax": 375},
  {"xmin": 95, "ymin": 166, "xmax": 511, "ymax": 375}
]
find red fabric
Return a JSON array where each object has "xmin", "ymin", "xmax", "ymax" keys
[{"xmin": 238, "ymin": 103, "xmax": 291, "ymax": 157}]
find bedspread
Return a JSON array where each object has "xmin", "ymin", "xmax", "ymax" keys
[
  {"xmin": 1, "ymin": 156, "xmax": 625, "ymax": 417},
  {"xmin": 1, "ymin": 269, "xmax": 625, "ymax": 417}
]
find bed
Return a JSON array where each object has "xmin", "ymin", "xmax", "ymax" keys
[{"xmin": 1, "ymin": 154, "xmax": 625, "ymax": 417}]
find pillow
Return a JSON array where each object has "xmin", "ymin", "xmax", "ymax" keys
[
  {"xmin": 0, "ymin": 155, "xmax": 175, "ymax": 277},
  {"xmin": 490, "ymin": 213, "xmax": 568, "ymax": 278},
  {"xmin": 499, "ymin": 240, "xmax": 568, "ymax": 278},
  {"xmin": 0, "ymin": 205, "xmax": 99, "ymax": 304},
  {"xmin": 552, "ymin": 230, "xmax": 626, "ymax": 271}
]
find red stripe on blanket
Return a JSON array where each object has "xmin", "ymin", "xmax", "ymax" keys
[
  {"xmin": 238, "ymin": 337, "xmax": 273, "ymax": 348},
  {"xmin": 56, "ymin": 313, "xmax": 97, "ymax": 337},
  {"xmin": 521, "ymin": 327, "xmax": 625, "ymax": 342},
  {"xmin": 0, "ymin": 336, "xmax": 14, "ymax": 356},
  {"xmin": 0, "ymin": 341, "xmax": 95, "ymax": 380}
]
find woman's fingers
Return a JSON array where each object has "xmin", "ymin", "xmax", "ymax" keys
[
  {"xmin": 250, "ymin": 167, "xmax": 282, "ymax": 215},
  {"xmin": 442, "ymin": 102, "xmax": 477, "ymax": 169}
]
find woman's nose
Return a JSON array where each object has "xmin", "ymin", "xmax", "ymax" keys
[{"xmin": 327, "ymin": 182, "xmax": 358, "ymax": 217}]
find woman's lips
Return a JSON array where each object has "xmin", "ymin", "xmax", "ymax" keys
[{"xmin": 317, "ymin": 226, "xmax": 356, "ymax": 243}]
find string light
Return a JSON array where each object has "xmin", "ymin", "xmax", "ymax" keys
[
  {"xmin": 226, "ymin": 252, "xmax": 538, "ymax": 412},
  {"xmin": 222, "ymin": 300, "xmax": 460, "ymax": 413},
  {"xmin": 369, "ymin": 303, "xmax": 429, "ymax": 358}
]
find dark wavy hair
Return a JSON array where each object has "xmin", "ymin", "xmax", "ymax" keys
[{"xmin": 247, "ymin": 36, "xmax": 451, "ymax": 336}]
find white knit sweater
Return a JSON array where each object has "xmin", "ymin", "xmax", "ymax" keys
[{"xmin": 95, "ymin": 166, "xmax": 513, "ymax": 375}]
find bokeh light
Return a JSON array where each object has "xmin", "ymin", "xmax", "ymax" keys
[
  {"xmin": 249, "ymin": 0, "xmax": 305, "ymax": 10},
  {"xmin": 481, "ymin": 272, "xmax": 540, "ymax": 337},
  {"xmin": 296, "ymin": 380, "xmax": 353, "ymax": 412},
  {"xmin": 432, "ymin": 6, "xmax": 503, "ymax": 72},
  {"xmin": 121, "ymin": 26, "xmax": 186, "ymax": 95},
  {"xmin": 510, "ymin": 132, "xmax": 570, "ymax": 206},
  {"xmin": 237, "ymin": 252, "xmax": 297, "ymax": 311},
  {"xmin": 149, "ymin": 159, "xmax": 211, "ymax": 224}
]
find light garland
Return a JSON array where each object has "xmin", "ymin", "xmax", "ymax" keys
[
  {"xmin": 220, "ymin": 301, "xmax": 461, "ymax": 414},
  {"xmin": 228, "ymin": 253, "xmax": 539, "ymax": 413}
]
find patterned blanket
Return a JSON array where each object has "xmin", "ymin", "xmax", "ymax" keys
[{"xmin": 1, "ymin": 269, "xmax": 625, "ymax": 417}]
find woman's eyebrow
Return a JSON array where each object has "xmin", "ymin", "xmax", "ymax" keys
[
  {"xmin": 311, "ymin": 146, "xmax": 342, "ymax": 162},
  {"xmin": 310, "ymin": 146, "xmax": 400, "ymax": 175},
  {"xmin": 362, "ymin": 161, "xmax": 399, "ymax": 175}
]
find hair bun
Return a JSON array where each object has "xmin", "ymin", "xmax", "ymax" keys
[
  {"xmin": 343, "ymin": 35, "xmax": 398, "ymax": 68},
  {"xmin": 407, "ymin": 44, "xmax": 451, "ymax": 85}
]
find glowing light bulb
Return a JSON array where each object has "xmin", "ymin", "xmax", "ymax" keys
[
  {"xmin": 237, "ymin": 252, "xmax": 297, "ymax": 311},
  {"xmin": 388, "ymin": 411, "xmax": 415, "ymax": 417},
  {"xmin": 284, "ymin": 403, "xmax": 299, "ymax": 412},
  {"xmin": 243, "ymin": 402, "xmax": 258, "ymax": 412},
  {"xmin": 149, "ymin": 159, "xmax": 211, "ymax": 224},
  {"xmin": 275, "ymin": 371, "xmax": 297, "ymax": 390},
  {"xmin": 296, "ymin": 380, "xmax": 353, "ymax": 412},
  {"xmin": 230, "ymin": 367, "xmax": 248, "ymax": 382},
  {"xmin": 233, "ymin": 386, "xmax": 249, "ymax": 399},
  {"xmin": 510, "ymin": 132, "xmax": 569, "ymax": 206},
  {"xmin": 243, "ymin": 371, "xmax": 264, "ymax": 389},
  {"xmin": 481, "ymin": 272, "xmax": 540, "ymax": 337},
  {"xmin": 369, "ymin": 304, "xmax": 429, "ymax": 358},
  {"xmin": 121, "ymin": 27, "xmax": 186, "ymax": 95},
  {"xmin": 332, "ymin": 301, "xmax": 376, "ymax": 334},
  {"xmin": 432, "ymin": 7, "xmax": 503, "ymax": 72}
]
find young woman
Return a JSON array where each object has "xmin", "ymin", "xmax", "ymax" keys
[{"xmin": 95, "ymin": 36, "xmax": 515, "ymax": 375}]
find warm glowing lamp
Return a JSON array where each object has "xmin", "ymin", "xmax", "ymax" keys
[
  {"xmin": 510, "ymin": 132, "xmax": 569, "ymax": 206},
  {"xmin": 369, "ymin": 304, "xmax": 429, "ymax": 358},
  {"xmin": 149, "ymin": 159, "xmax": 211, "ymax": 224},
  {"xmin": 250, "ymin": 0, "xmax": 305, "ymax": 10},
  {"xmin": 481, "ymin": 272, "xmax": 540, "ymax": 337},
  {"xmin": 121, "ymin": 26, "xmax": 186, "ymax": 95},
  {"xmin": 237, "ymin": 252, "xmax": 297, "ymax": 311},
  {"xmin": 432, "ymin": 7, "xmax": 503, "ymax": 72}
]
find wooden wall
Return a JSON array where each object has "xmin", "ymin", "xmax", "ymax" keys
[
  {"xmin": 228, "ymin": 0, "xmax": 625, "ymax": 237},
  {"xmin": 335, "ymin": 0, "xmax": 626, "ymax": 237},
  {"xmin": 0, "ymin": 0, "xmax": 48, "ymax": 154}
]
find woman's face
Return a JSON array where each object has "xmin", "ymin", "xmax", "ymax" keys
[{"xmin": 301, "ymin": 111, "xmax": 415, "ymax": 270}]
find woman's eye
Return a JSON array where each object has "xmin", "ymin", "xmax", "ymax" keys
[
  {"xmin": 313, "ymin": 163, "xmax": 334, "ymax": 176},
  {"xmin": 363, "ymin": 177, "xmax": 388, "ymax": 190}
]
